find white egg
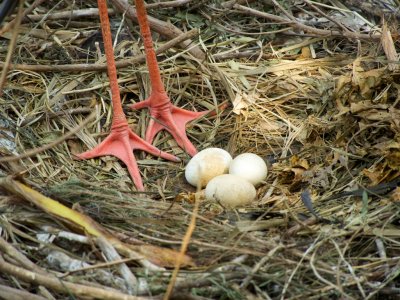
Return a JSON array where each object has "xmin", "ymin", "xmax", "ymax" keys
[
  {"xmin": 185, "ymin": 148, "xmax": 232, "ymax": 188},
  {"xmin": 205, "ymin": 174, "xmax": 256, "ymax": 208},
  {"xmin": 229, "ymin": 153, "xmax": 267, "ymax": 186}
]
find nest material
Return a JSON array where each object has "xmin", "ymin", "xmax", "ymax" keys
[{"xmin": 1, "ymin": 0, "xmax": 400, "ymax": 299}]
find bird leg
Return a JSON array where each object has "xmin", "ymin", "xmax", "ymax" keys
[
  {"xmin": 76, "ymin": 0, "xmax": 179, "ymax": 191},
  {"xmin": 131, "ymin": 0, "xmax": 214, "ymax": 157}
]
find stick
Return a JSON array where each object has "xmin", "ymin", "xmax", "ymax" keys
[
  {"xmin": 0, "ymin": 28, "xmax": 199, "ymax": 72},
  {"xmin": 0, "ymin": 255, "xmax": 148, "ymax": 300}
]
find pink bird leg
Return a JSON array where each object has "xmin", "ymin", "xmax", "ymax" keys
[
  {"xmin": 131, "ymin": 0, "xmax": 212, "ymax": 157},
  {"xmin": 76, "ymin": 0, "xmax": 179, "ymax": 191}
]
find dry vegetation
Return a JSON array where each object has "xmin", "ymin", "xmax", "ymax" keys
[{"xmin": 1, "ymin": 0, "xmax": 400, "ymax": 299}]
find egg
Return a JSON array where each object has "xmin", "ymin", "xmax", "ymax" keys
[
  {"xmin": 205, "ymin": 174, "xmax": 256, "ymax": 208},
  {"xmin": 185, "ymin": 148, "xmax": 232, "ymax": 188},
  {"xmin": 229, "ymin": 153, "xmax": 267, "ymax": 186}
]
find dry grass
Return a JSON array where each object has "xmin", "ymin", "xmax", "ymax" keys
[{"xmin": 1, "ymin": 0, "xmax": 400, "ymax": 299}]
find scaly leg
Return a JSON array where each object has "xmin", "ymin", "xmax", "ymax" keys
[
  {"xmin": 76, "ymin": 0, "xmax": 179, "ymax": 191},
  {"xmin": 131, "ymin": 0, "xmax": 220, "ymax": 157}
]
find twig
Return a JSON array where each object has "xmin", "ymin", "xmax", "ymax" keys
[
  {"xmin": 0, "ymin": 177, "xmax": 187, "ymax": 270},
  {"xmin": 0, "ymin": 111, "xmax": 96, "ymax": 163},
  {"xmin": 22, "ymin": 8, "xmax": 115, "ymax": 22},
  {"xmin": 20, "ymin": 0, "xmax": 193, "ymax": 22},
  {"xmin": 109, "ymin": 0, "xmax": 205, "ymax": 59},
  {"xmin": 61, "ymin": 257, "xmax": 138, "ymax": 277},
  {"xmin": 270, "ymin": 0, "xmax": 297, "ymax": 22},
  {"xmin": 0, "ymin": 255, "xmax": 148, "ymax": 300},
  {"xmin": 221, "ymin": 0, "xmax": 257, "ymax": 9},
  {"xmin": 0, "ymin": 28, "xmax": 199, "ymax": 72},
  {"xmin": 0, "ymin": 236, "xmax": 45, "ymax": 274},
  {"xmin": 0, "ymin": 284, "xmax": 48, "ymax": 300},
  {"xmin": 163, "ymin": 188, "xmax": 200, "ymax": 299},
  {"xmin": 0, "ymin": 0, "xmax": 46, "ymax": 35},
  {"xmin": 381, "ymin": 18, "xmax": 399, "ymax": 71},
  {"xmin": 234, "ymin": 4, "xmax": 381, "ymax": 40},
  {"xmin": 303, "ymin": 0, "xmax": 351, "ymax": 34},
  {"xmin": 145, "ymin": 0, "xmax": 192, "ymax": 9},
  {"xmin": 0, "ymin": 0, "xmax": 23, "ymax": 95},
  {"xmin": 97, "ymin": 237, "xmax": 139, "ymax": 295}
]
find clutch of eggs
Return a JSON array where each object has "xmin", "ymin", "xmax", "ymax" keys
[{"xmin": 185, "ymin": 148, "xmax": 268, "ymax": 208}]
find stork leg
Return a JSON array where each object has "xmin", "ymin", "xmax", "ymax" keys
[
  {"xmin": 131, "ymin": 0, "xmax": 215, "ymax": 157},
  {"xmin": 76, "ymin": 0, "xmax": 179, "ymax": 191}
]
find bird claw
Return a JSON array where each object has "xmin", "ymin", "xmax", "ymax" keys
[
  {"xmin": 76, "ymin": 122, "xmax": 179, "ymax": 191},
  {"xmin": 131, "ymin": 94, "xmax": 209, "ymax": 156}
]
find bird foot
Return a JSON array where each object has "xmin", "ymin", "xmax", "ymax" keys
[
  {"xmin": 76, "ymin": 121, "xmax": 180, "ymax": 191},
  {"xmin": 130, "ymin": 92, "xmax": 219, "ymax": 156}
]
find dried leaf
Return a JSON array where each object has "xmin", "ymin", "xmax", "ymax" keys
[
  {"xmin": 356, "ymin": 109, "xmax": 390, "ymax": 121},
  {"xmin": 363, "ymin": 170, "xmax": 381, "ymax": 186},
  {"xmin": 256, "ymin": 120, "xmax": 282, "ymax": 131},
  {"xmin": 390, "ymin": 187, "xmax": 400, "ymax": 202},
  {"xmin": 280, "ymin": 167, "xmax": 305, "ymax": 185},
  {"xmin": 232, "ymin": 92, "xmax": 258, "ymax": 116},
  {"xmin": 290, "ymin": 155, "xmax": 309, "ymax": 170},
  {"xmin": 350, "ymin": 101, "xmax": 388, "ymax": 113},
  {"xmin": 351, "ymin": 58, "xmax": 364, "ymax": 88},
  {"xmin": 381, "ymin": 20, "xmax": 399, "ymax": 71},
  {"xmin": 298, "ymin": 46, "xmax": 312, "ymax": 59},
  {"xmin": 232, "ymin": 93, "xmax": 247, "ymax": 115}
]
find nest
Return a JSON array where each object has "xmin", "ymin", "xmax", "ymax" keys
[{"xmin": 1, "ymin": 0, "xmax": 400, "ymax": 299}]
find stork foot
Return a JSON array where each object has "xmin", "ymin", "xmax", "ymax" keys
[
  {"xmin": 131, "ymin": 94, "xmax": 216, "ymax": 156},
  {"xmin": 76, "ymin": 121, "xmax": 180, "ymax": 191}
]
